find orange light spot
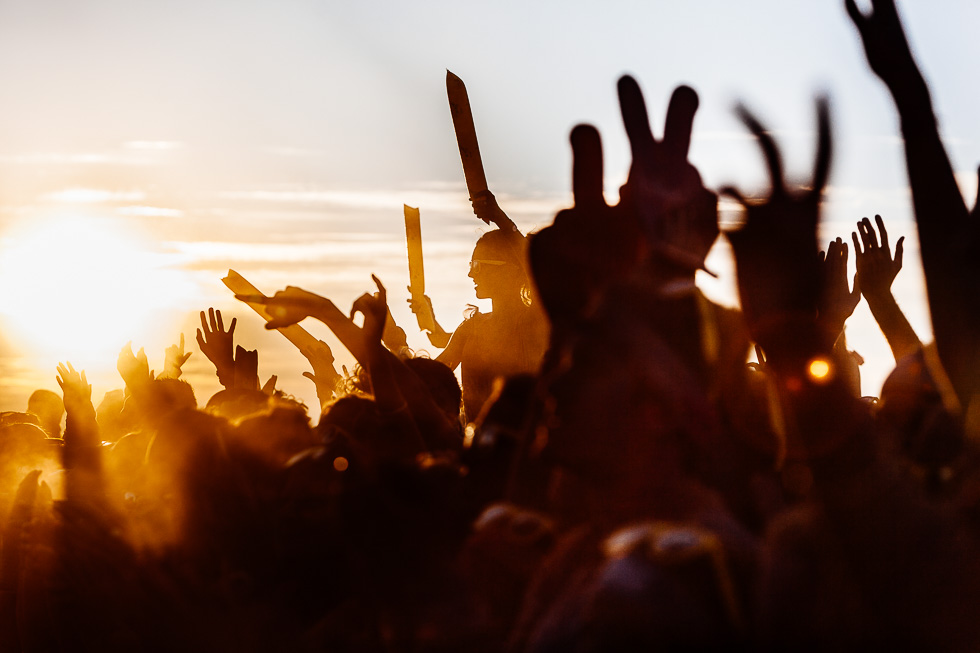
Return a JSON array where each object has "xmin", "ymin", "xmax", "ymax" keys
[
  {"xmin": 808, "ymin": 358, "xmax": 832, "ymax": 383},
  {"xmin": 333, "ymin": 456, "xmax": 349, "ymax": 472}
]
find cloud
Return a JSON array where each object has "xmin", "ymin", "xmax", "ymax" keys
[
  {"xmin": 123, "ymin": 141, "xmax": 184, "ymax": 150},
  {"xmin": 42, "ymin": 188, "xmax": 146, "ymax": 203},
  {"xmin": 0, "ymin": 152, "xmax": 139, "ymax": 166},
  {"xmin": 263, "ymin": 147, "xmax": 325, "ymax": 158},
  {"xmin": 117, "ymin": 206, "xmax": 184, "ymax": 218},
  {"xmin": 217, "ymin": 184, "xmax": 566, "ymax": 222}
]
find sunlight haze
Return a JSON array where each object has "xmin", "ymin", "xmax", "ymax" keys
[{"xmin": 0, "ymin": 0, "xmax": 977, "ymax": 410}]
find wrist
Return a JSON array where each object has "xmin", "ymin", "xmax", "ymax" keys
[{"xmin": 863, "ymin": 289, "xmax": 897, "ymax": 312}]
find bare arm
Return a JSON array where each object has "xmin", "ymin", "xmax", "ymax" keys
[{"xmin": 847, "ymin": 0, "xmax": 979, "ymax": 402}]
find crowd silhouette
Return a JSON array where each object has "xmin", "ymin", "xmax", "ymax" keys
[{"xmin": 2, "ymin": 1, "xmax": 980, "ymax": 650}]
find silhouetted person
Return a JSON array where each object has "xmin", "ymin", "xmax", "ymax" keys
[
  {"xmin": 409, "ymin": 192, "xmax": 548, "ymax": 422},
  {"xmin": 27, "ymin": 389, "xmax": 63, "ymax": 438}
]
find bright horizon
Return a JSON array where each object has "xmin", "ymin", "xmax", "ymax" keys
[{"xmin": 1, "ymin": 0, "xmax": 978, "ymax": 412}]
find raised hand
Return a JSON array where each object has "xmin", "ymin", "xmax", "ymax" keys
[
  {"xmin": 196, "ymin": 307, "xmax": 237, "ymax": 387},
  {"xmin": 721, "ymin": 98, "xmax": 831, "ymax": 356},
  {"xmin": 818, "ymin": 238, "xmax": 861, "ymax": 340},
  {"xmin": 852, "ymin": 214, "xmax": 904, "ymax": 303},
  {"xmin": 529, "ymin": 124, "xmax": 644, "ymax": 329},
  {"xmin": 236, "ymin": 287, "xmax": 327, "ymax": 330},
  {"xmin": 617, "ymin": 76, "xmax": 718, "ymax": 276},
  {"xmin": 261, "ymin": 374, "xmax": 278, "ymax": 395},
  {"xmin": 234, "ymin": 345, "xmax": 259, "ymax": 391},
  {"xmin": 851, "ymin": 214, "xmax": 920, "ymax": 361},
  {"xmin": 350, "ymin": 275, "xmax": 388, "ymax": 347},
  {"xmin": 407, "ymin": 292, "xmax": 436, "ymax": 325},
  {"xmin": 845, "ymin": 0, "xmax": 918, "ymax": 87},
  {"xmin": 471, "ymin": 190, "xmax": 517, "ymax": 232},
  {"xmin": 57, "ymin": 361, "xmax": 92, "ymax": 409},
  {"xmin": 301, "ymin": 339, "xmax": 342, "ymax": 405},
  {"xmin": 407, "ymin": 291, "xmax": 451, "ymax": 347},
  {"xmin": 382, "ymin": 306, "xmax": 409, "ymax": 354},
  {"xmin": 57, "ymin": 362, "xmax": 100, "ymax": 453},
  {"xmin": 159, "ymin": 333, "xmax": 192, "ymax": 380},
  {"xmin": 116, "ymin": 342, "xmax": 153, "ymax": 389}
]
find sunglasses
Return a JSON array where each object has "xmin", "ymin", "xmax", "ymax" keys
[{"xmin": 469, "ymin": 259, "xmax": 508, "ymax": 274}]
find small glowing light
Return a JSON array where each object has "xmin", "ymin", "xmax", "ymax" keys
[
  {"xmin": 808, "ymin": 358, "xmax": 833, "ymax": 383},
  {"xmin": 463, "ymin": 423, "xmax": 476, "ymax": 448},
  {"xmin": 333, "ymin": 456, "xmax": 349, "ymax": 472}
]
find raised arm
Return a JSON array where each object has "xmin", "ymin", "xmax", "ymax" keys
[
  {"xmin": 196, "ymin": 308, "xmax": 237, "ymax": 389},
  {"xmin": 247, "ymin": 282, "xmax": 460, "ymax": 449},
  {"xmin": 616, "ymin": 76, "xmax": 718, "ymax": 280},
  {"xmin": 300, "ymin": 339, "xmax": 343, "ymax": 410},
  {"xmin": 817, "ymin": 237, "xmax": 861, "ymax": 344},
  {"xmin": 349, "ymin": 276, "xmax": 406, "ymax": 414},
  {"xmin": 57, "ymin": 362, "xmax": 107, "ymax": 504},
  {"xmin": 847, "ymin": 0, "xmax": 980, "ymax": 403},
  {"xmin": 251, "ymin": 286, "xmax": 371, "ymax": 364},
  {"xmin": 158, "ymin": 333, "xmax": 192, "ymax": 380},
  {"xmin": 852, "ymin": 214, "xmax": 921, "ymax": 361},
  {"xmin": 407, "ymin": 292, "xmax": 453, "ymax": 349},
  {"xmin": 471, "ymin": 190, "xmax": 532, "ymax": 283},
  {"xmin": 722, "ymin": 99, "xmax": 869, "ymax": 460},
  {"xmin": 721, "ymin": 99, "xmax": 829, "ymax": 369}
]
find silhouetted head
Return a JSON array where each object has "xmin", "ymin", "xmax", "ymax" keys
[
  {"xmin": 96, "ymin": 389, "xmax": 136, "ymax": 442},
  {"xmin": 318, "ymin": 395, "xmax": 418, "ymax": 467},
  {"xmin": 405, "ymin": 356, "xmax": 461, "ymax": 422},
  {"xmin": 878, "ymin": 348, "xmax": 962, "ymax": 469},
  {"xmin": 27, "ymin": 389, "xmax": 63, "ymax": 438},
  {"xmin": 469, "ymin": 229, "xmax": 527, "ymax": 300},
  {"xmin": 206, "ymin": 388, "xmax": 270, "ymax": 422},
  {"xmin": 232, "ymin": 405, "xmax": 315, "ymax": 466}
]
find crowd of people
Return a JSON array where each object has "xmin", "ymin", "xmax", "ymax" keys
[{"xmin": 2, "ymin": 1, "xmax": 980, "ymax": 650}]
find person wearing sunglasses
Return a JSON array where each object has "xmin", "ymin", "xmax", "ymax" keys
[{"xmin": 410, "ymin": 191, "xmax": 548, "ymax": 423}]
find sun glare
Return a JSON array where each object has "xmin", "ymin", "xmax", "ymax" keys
[{"xmin": 0, "ymin": 214, "xmax": 194, "ymax": 367}]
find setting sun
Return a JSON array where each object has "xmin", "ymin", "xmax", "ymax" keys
[{"xmin": 0, "ymin": 213, "xmax": 194, "ymax": 367}]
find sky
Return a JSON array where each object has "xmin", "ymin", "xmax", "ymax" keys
[{"xmin": 0, "ymin": 0, "xmax": 977, "ymax": 412}]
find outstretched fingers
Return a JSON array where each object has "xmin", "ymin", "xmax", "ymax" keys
[
  {"xmin": 662, "ymin": 85, "xmax": 699, "ymax": 160},
  {"xmin": 851, "ymin": 230, "xmax": 863, "ymax": 257},
  {"xmin": 860, "ymin": 216, "xmax": 880, "ymax": 250},
  {"xmin": 874, "ymin": 214, "xmax": 890, "ymax": 251},
  {"xmin": 618, "ymin": 75, "xmax": 656, "ymax": 157},
  {"xmin": 570, "ymin": 124, "xmax": 605, "ymax": 209},
  {"xmin": 810, "ymin": 97, "xmax": 832, "ymax": 200},
  {"xmin": 735, "ymin": 103, "xmax": 786, "ymax": 197},
  {"xmin": 371, "ymin": 274, "xmax": 387, "ymax": 306}
]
